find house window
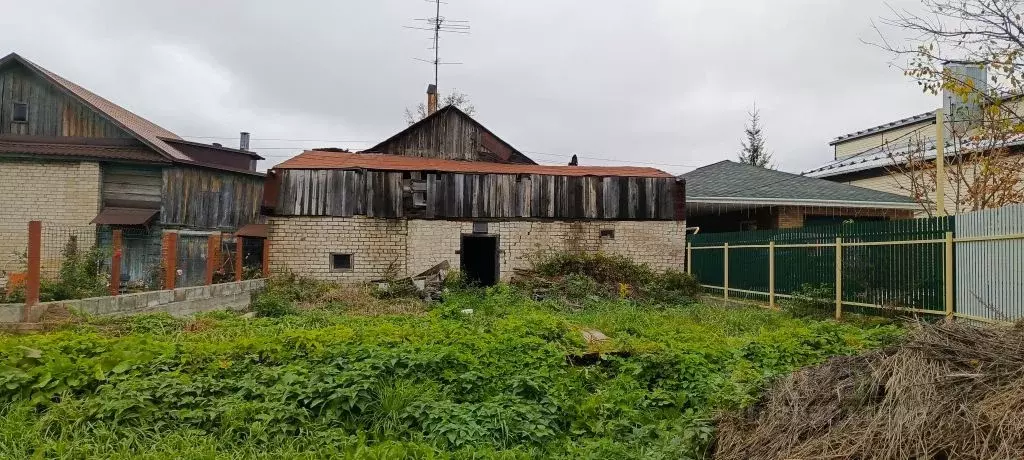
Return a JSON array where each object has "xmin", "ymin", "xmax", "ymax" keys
[
  {"xmin": 600, "ymin": 229, "xmax": 615, "ymax": 239},
  {"xmin": 740, "ymin": 221, "xmax": 758, "ymax": 231},
  {"xmin": 12, "ymin": 103, "xmax": 27, "ymax": 123},
  {"xmin": 331, "ymin": 253, "xmax": 353, "ymax": 271}
]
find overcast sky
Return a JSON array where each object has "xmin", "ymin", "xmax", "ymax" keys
[{"xmin": 1, "ymin": 1, "xmax": 938, "ymax": 175}]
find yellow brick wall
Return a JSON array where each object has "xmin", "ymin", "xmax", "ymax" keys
[
  {"xmin": 0, "ymin": 160, "xmax": 101, "ymax": 274},
  {"xmin": 268, "ymin": 216, "xmax": 688, "ymax": 284}
]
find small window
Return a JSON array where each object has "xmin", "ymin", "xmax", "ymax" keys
[
  {"xmin": 472, "ymin": 222, "xmax": 489, "ymax": 234},
  {"xmin": 600, "ymin": 229, "xmax": 615, "ymax": 239},
  {"xmin": 12, "ymin": 103, "xmax": 27, "ymax": 123},
  {"xmin": 331, "ymin": 253, "xmax": 353, "ymax": 271}
]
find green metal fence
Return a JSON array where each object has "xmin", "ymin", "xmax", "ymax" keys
[{"xmin": 689, "ymin": 217, "xmax": 954, "ymax": 316}]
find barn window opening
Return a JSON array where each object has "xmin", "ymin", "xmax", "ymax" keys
[
  {"xmin": 331, "ymin": 253, "xmax": 353, "ymax": 271},
  {"xmin": 12, "ymin": 103, "xmax": 28, "ymax": 122},
  {"xmin": 600, "ymin": 229, "xmax": 615, "ymax": 239}
]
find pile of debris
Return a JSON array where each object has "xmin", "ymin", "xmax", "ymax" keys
[{"xmin": 716, "ymin": 321, "xmax": 1024, "ymax": 459}]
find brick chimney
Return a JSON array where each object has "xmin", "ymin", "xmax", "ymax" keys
[{"xmin": 427, "ymin": 84, "xmax": 438, "ymax": 115}]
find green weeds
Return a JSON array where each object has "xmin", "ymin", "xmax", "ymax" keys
[{"xmin": 0, "ymin": 280, "xmax": 902, "ymax": 459}]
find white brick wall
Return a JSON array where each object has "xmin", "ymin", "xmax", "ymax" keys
[
  {"xmin": 0, "ymin": 160, "xmax": 101, "ymax": 274},
  {"xmin": 267, "ymin": 216, "xmax": 408, "ymax": 283},
  {"xmin": 270, "ymin": 216, "xmax": 688, "ymax": 284}
]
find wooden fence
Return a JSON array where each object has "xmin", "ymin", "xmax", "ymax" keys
[{"xmin": 687, "ymin": 212, "xmax": 1024, "ymax": 322}]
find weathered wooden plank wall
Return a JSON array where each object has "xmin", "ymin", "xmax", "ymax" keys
[
  {"xmin": 275, "ymin": 169, "xmax": 681, "ymax": 220},
  {"xmin": 162, "ymin": 167, "xmax": 263, "ymax": 229},
  {"xmin": 0, "ymin": 62, "xmax": 131, "ymax": 138},
  {"xmin": 102, "ymin": 165, "xmax": 163, "ymax": 209},
  {"xmin": 370, "ymin": 109, "xmax": 534, "ymax": 164}
]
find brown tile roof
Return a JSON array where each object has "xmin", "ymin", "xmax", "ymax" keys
[
  {"xmin": 0, "ymin": 140, "xmax": 166, "ymax": 163},
  {"xmin": 3, "ymin": 53, "xmax": 191, "ymax": 162},
  {"xmin": 273, "ymin": 151, "xmax": 674, "ymax": 178}
]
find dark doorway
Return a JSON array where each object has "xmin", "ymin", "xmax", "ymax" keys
[{"xmin": 460, "ymin": 235, "xmax": 499, "ymax": 286}]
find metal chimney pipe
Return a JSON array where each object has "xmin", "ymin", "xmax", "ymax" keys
[
  {"xmin": 426, "ymin": 84, "xmax": 438, "ymax": 115},
  {"xmin": 239, "ymin": 132, "xmax": 251, "ymax": 151}
]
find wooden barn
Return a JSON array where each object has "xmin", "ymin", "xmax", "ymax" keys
[
  {"xmin": 264, "ymin": 101, "xmax": 687, "ymax": 285},
  {"xmin": 0, "ymin": 52, "xmax": 264, "ymax": 288}
]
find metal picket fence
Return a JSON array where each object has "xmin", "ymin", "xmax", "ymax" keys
[{"xmin": 689, "ymin": 217, "xmax": 955, "ymax": 319}]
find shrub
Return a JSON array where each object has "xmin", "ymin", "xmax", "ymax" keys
[
  {"xmin": 786, "ymin": 283, "xmax": 834, "ymax": 319},
  {"xmin": 251, "ymin": 290, "xmax": 297, "ymax": 318},
  {"xmin": 526, "ymin": 252, "xmax": 699, "ymax": 305},
  {"xmin": 40, "ymin": 240, "xmax": 108, "ymax": 302}
]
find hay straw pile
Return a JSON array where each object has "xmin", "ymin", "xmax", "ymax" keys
[{"xmin": 716, "ymin": 321, "xmax": 1024, "ymax": 459}]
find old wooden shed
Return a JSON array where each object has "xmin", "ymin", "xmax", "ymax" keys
[{"xmin": 264, "ymin": 151, "xmax": 687, "ymax": 286}]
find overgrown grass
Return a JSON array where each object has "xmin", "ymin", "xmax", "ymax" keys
[{"xmin": 0, "ymin": 281, "xmax": 901, "ymax": 459}]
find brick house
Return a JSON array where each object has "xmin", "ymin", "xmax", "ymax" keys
[
  {"xmin": 678, "ymin": 160, "xmax": 917, "ymax": 233},
  {"xmin": 263, "ymin": 103, "xmax": 686, "ymax": 285},
  {"xmin": 0, "ymin": 53, "xmax": 264, "ymax": 286}
]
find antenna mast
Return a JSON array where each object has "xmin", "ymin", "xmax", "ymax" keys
[{"xmin": 405, "ymin": 0, "xmax": 470, "ymax": 91}]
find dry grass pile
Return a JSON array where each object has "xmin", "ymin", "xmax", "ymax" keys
[{"xmin": 716, "ymin": 321, "xmax": 1024, "ymax": 460}]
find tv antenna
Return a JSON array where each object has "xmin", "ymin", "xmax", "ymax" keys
[{"xmin": 404, "ymin": 0, "xmax": 470, "ymax": 90}]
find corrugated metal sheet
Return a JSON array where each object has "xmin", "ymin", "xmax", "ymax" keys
[
  {"xmin": 273, "ymin": 151, "xmax": 673, "ymax": 178},
  {"xmin": 956, "ymin": 204, "xmax": 1024, "ymax": 321}
]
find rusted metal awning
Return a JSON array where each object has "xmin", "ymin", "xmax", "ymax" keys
[
  {"xmin": 90, "ymin": 207, "xmax": 159, "ymax": 226},
  {"xmin": 235, "ymin": 223, "xmax": 268, "ymax": 238}
]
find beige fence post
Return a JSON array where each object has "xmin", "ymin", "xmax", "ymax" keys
[
  {"xmin": 686, "ymin": 243, "xmax": 693, "ymax": 275},
  {"xmin": 769, "ymin": 241, "xmax": 776, "ymax": 309},
  {"xmin": 723, "ymin": 243, "xmax": 729, "ymax": 301},
  {"xmin": 945, "ymin": 231, "xmax": 954, "ymax": 319},
  {"xmin": 835, "ymin": 237, "xmax": 843, "ymax": 320}
]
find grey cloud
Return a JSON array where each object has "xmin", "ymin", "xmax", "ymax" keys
[{"xmin": 0, "ymin": 0, "xmax": 940, "ymax": 173}]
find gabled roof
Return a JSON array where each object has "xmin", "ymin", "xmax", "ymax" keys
[
  {"xmin": 274, "ymin": 150, "xmax": 673, "ymax": 178},
  {"xmin": 830, "ymin": 110, "xmax": 936, "ymax": 146},
  {"xmin": 0, "ymin": 136, "xmax": 166, "ymax": 163},
  {"xmin": 365, "ymin": 105, "xmax": 537, "ymax": 164},
  {"xmin": 0, "ymin": 53, "xmax": 193, "ymax": 163},
  {"xmin": 678, "ymin": 160, "xmax": 917, "ymax": 209}
]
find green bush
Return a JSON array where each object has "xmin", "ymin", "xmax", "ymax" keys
[
  {"xmin": 786, "ymin": 283, "xmax": 835, "ymax": 319},
  {"xmin": 40, "ymin": 240, "xmax": 108, "ymax": 302},
  {"xmin": 527, "ymin": 252, "xmax": 700, "ymax": 305}
]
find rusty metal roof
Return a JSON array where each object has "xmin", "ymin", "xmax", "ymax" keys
[
  {"xmin": 0, "ymin": 139, "xmax": 166, "ymax": 163},
  {"xmin": 235, "ymin": 223, "xmax": 268, "ymax": 238},
  {"xmin": 273, "ymin": 151, "xmax": 674, "ymax": 178},
  {"xmin": 90, "ymin": 207, "xmax": 160, "ymax": 226}
]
